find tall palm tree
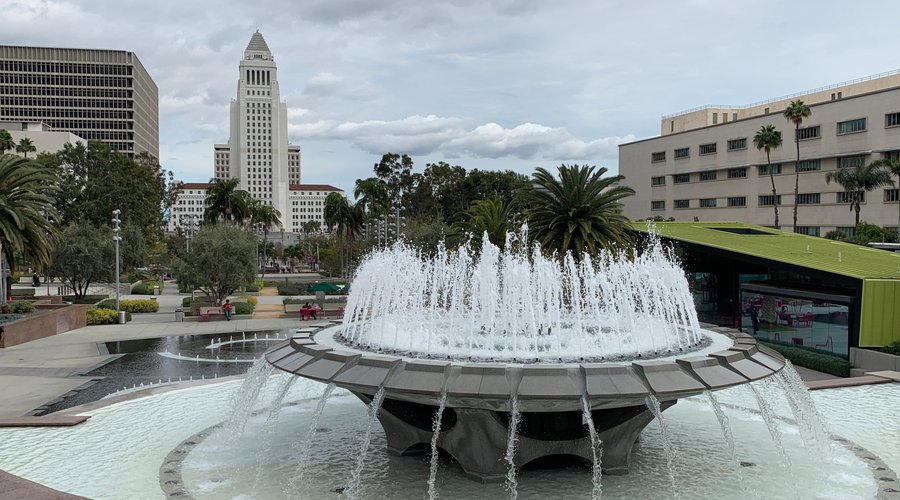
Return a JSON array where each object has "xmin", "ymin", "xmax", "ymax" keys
[
  {"xmin": 15, "ymin": 138, "xmax": 36, "ymax": 158},
  {"xmin": 870, "ymin": 158, "xmax": 900, "ymax": 242},
  {"xmin": 451, "ymin": 197, "xmax": 517, "ymax": 248},
  {"xmin": 324, "ymin": 193, "xmax": 362, "ymax": 277},
  {"xmin": 753, "ymin": 125, "xmax": 784, "ymax": 228},
  {"xmin": 204, "ymin": 178, "xmax": 250, "ymax": 224},
  {"xmin": 0, "ymin": 130, "xmax": 14, "ymax": 154},
  {"xmin": 825, "ymin": 161, "xmax": 893, "ymax": 226},
  {"xmin": 0, "ymin": 154, "xmax": 59, "ymax": 271},
  {"xmin": 522, "ymin": 164, "xmax": 635, "ymax": 258},
  {"xmin": 247, "ymin": 199, "xmax": 282, "ymax": 277},
  {"xmin": 783, "ymin": 100, "xmax": 812, "ymax": 232},
  {"xmin": 354, "ymin": 178, "xmax": 390, "ymax": 219}
]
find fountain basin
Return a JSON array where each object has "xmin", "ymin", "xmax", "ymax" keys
[{"xmin": 266, "ymin": 323, "xmax": 784, "ymax": 480}]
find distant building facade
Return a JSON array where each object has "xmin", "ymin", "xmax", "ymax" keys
[
  {"xmin": 0, "ymin": 45, "xmax": 159, "ymax": 158},
  {"xmin": 0, "ymin": 120, "xmax": 85, "ymax": 156},
  {"xmin": 620, "ymin": 71, "xmax": 900, "ymax": 236}
]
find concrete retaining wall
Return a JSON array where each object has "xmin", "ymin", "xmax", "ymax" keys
[
  {"xmin": 849, "ymin": 347, "xmax": 900, "ymax": 376},
  {"xmin": 0, "ymin": 304, "xmax": 87, "ymax": 348}
]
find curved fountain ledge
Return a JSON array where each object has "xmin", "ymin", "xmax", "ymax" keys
[{"xmin": 265, "ymin": 321, "xmax": 787, "ymax": 480}]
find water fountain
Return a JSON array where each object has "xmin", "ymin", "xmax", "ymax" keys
[{"xmin": 265, "ymin": 234, "xmax": 787, "ymax": 483}]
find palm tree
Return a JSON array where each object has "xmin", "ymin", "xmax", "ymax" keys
[
  {"xmin": 15, "ymin": 138, "xmax": 36, "ymax": 158},
  {"xmin": 247, "ymin": 199, "xmax": 282, "ymax": 277},
  {"xmin": 522, "ymin": 164, "xmax": 635, "ymax": 258},
  {"xmin": 753, "ymin": 125, "xmax": 784, "ymax": 228},
  {"xmin": 451, "ymin": 198, "xmax": 517, "ymax": 248},
  {"xmin": 870, "ymin": 158, "xmax": 900, "ymax": 242},
  {"xmin": 783, "ymin": 100, "xmax": 812, "ymax": 232},
  {"xmin": 0, "ymin": 130, "xmax": 14, "ymax": 153},
  {"xmin": 0, "ymin": 154, "xmax": 59, "ymax": 271},
  {"xmin": 825, "ymin": 161, "xmax": 893, "ymax": 226},
  {"xmin": 354, "ymin": 178, "xmax": 390, "ymax": 219},
  {"xmin": 324, "ymin": 193, "xmax": 363, "ymax": 277},
  {"xmin": 204, "ymin": 178, "xmax": 250, "ymax": 224}
]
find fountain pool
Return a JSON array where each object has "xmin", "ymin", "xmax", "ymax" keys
[{"xmin": 0, "ymin": 373, "xmax": 896, "ymax": 499}]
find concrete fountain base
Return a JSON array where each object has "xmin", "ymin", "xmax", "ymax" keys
[{"xmin": 265, "ymin": 323, "xmax": 785, "ymax": 480}]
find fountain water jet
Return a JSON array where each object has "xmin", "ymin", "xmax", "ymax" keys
[{"xmin": 265, "ymin": 234, "xmax": 788, "ymax": 482}]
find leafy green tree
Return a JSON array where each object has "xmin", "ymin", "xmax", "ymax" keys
[
  {"xmin": 136, "ymin": 152, "xmax": 183, "ymax": 223},
  {"xmin": 869, "ymin": 157, "xmax": 900, "ymax": 242},
  {"xmin": 825, "ymin": 161, "xmax": 893, "ymax": 226},
  {"xmin": 173, "ymin": 224, "xmax": 256, "ymax": 305},
  {"xmin": 522, "ymin": 164, "xmax": 635, "ymax": 258},
  {"xmin": 38, "ymin": 141, "xmax": 165, "ymax": 242},
  {"xmin": 0, "ymin": 154, "xmax": 59, "ymax": 270},
  {"xmin": 451, "ymin": 198, "xmax": 518, "ymax": 248},
  {"xmin": 49, "ymin": 222, "xmax": 114, "ymax": 299},
  {"xmin": 204, "ymin": 177, "xmax": 250, "ymax": 224},
  {"xmin": 354, "ymin": 177, "xmax": 391, "ymax": 219},
  {"xmin": 825, "ymin": 222, "xmax": 898, "ymax": 245},
  {"xmin": 0, "ymin": 130, "xmax": 13, "ymax": 153},
  {"xmin": 753, "ymin": 125, "xmax": 784, "ymax": 228},
  {"xmin": 783, "ymin": 100, "xmax": 812, "ymax": 231},
  {"xmin": 247, "ymin": 199, "xmax": 282, "ymax": 277},
  {"xmin": 301, "ymin": 219, "xmax": 321, "ymax": 235},
  {"xmin": 15, "ymin": 138, "xmax": 36, "ymax": 158},
  {"xmin": 120, "ymin": 223, "xmax": 147, "ymax": 272},
  {"xmin": 284, "ymin": 244, "xmax": 304, "ymax": 271}
]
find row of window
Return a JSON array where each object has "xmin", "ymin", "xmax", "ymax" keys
[
  {"xmin": 0, "ymin": 61, "xmax": 133, "ymax": 76},
  {"xmin": 1, "ymin": 96, "xmax": 133, "ymax": 108},
  {"xmin": 1, "ymin": 107, "xmax": 133, "ymax": 121},
  {"xmin": 657, "ymin": 156, "xmax": 874, "ymax": 186},
  {"xmin": 653, "ymin": 113, "xmax": 900, "ymax": 163},
  {"xmin": 0, "ymin": 85, "xmax": 133, "ymax": 98},
  {"xmin": 652, "ymin": 189, "xmax": 900, "ymax": 210},
  {"xmin": 0, "ymin": 74, "xmax": 131, "ymax": 87}
]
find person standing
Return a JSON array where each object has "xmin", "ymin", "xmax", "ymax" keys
[
  {"xmin": 749, "ymin": 305, "xmax": 760, "ymax": 336},
  {"xmin": 223, "ymin": 299, "xmax": 234, "ymax": 321},
  {"xmin": 32, "ymin": 273, "xmax": 40, "ymax": 288}
]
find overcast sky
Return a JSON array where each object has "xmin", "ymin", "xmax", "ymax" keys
[{"xmin": 3, "ymin": 0, "xmax": 899, "ymax": 194}]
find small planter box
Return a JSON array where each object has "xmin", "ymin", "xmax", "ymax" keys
[{"xmin": 284, "ymin": 303, "xmax": 302, "ymax": 313}]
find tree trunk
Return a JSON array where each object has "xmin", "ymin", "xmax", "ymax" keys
[
  {"xmin": 261, "ymin": 230, "xmax": 268, "ymax": 279},
  {"xmin": 793, "ymin": 123, "xmax": 800, "ymax": 232},
  {"xmin": 767, "ymin": 150, "xmax": 779, "ymax": 229},
  {"xmin": 855, "ymin": 196, "xmax": 861, "ymax": 226}
]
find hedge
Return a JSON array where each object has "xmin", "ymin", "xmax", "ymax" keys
[
  {"xmin": 131, "ymin": 282, "xmax": 151, "ymax": 295},
  {"xmin": 233, "ymin": 301, "xmax": 254, "ymax": 315},
  {"xmin": 277, "ymin": 284, "xmax": 302, "ymax": 296},
  {"xmin": 86, "ymin": 308, "xmax": 119, "ymax": 325},
  {"xmin": 759, "ymin": 340, "xmax": 852, "ymax": 377},
  {"xmin": 882, "ymin": 341, "xmax": 900, "ymax": 355},
  {"xmin": 0, "ymin": 301, "xmax": 35, "ymax": 314},
  {"xmin": 0, "ymin": 314, "xmax": 23, "ymax": 324},
  {"xmin": 244, "ymin": 283, "xmax": 260, "ymax": 292},
  {"xmin": 97, "ymin": 299, "xmax": 158, "ymax": 313},
  {"xmin": 63, "ymin": 295, "xmax": 108, "ymax": 304}
]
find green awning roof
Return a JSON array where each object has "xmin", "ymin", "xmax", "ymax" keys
[{"xmin": 631, "ymin": 221, "xmax": 900, "ymax": 280}]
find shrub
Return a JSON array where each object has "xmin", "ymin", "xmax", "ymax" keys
[
  {"xmin": 10, "ymin": 301, "xmax": 35, "ymax": 314},
  {"xmin": 131, "ymin": 282, "xmax": 151, "ymax": 294},
  {"xmin": 86, "ymin": 308, "xmax": 119, "ymax": 325},
  {"xmin": 283, "ymin": 298, "xmax": 305, "ymax": 305},
  {"xmin": 244, "ymin": 283, "xmax": 260, "ymax": 292},
  {"xmin": 759, "ymin": 341, "xmax": 852, "ymax": 377},
  {"xmin": 882, "ymin": 341, "xmax": 900, "ymax": 356},
  {"xmin": 119, "ymin": 299, "xmax": 159, "ymax": 313},
  {"xmin": 255, "ymin": 279, "xmax": 265, "ymax": 290},
  {"xmin": 0, "ymin": 313, "xmax": 23, "ymax": 324},
  {"xmin": 97, "ymin": 299, "xmax": 116, "ymax": 310},
  {"xmin": 233, "ymin": 301, "xmax": 254, "ymax": 315},
  {"xmin": 63, "ymin": 295, "xmax": 108, "ymax": 304},
  {"xmin": 277, "ymin": 284, "xmax": 301, "ymax": 296},
  {"xmin": 240, "ymin": 294, "xmax": 257, "ymax": 308}
]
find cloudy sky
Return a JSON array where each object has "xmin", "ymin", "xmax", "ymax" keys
[{"xmin": 2, "ymin": 0, "xmax": 899, "ymax": 194}]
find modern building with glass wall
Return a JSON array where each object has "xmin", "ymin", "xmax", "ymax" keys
[
  {"xmin": 0, "ymin": 44, "xmax": 159, "ymax": 158},
  {"xmin": 634, "ymin": 222, "xmax": 900, "ymax": 358},
  {"xmin": 620, "ymin": 71, "xmax": 900, "ymax": 236}
]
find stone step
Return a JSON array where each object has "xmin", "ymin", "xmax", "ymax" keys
[{"xmin": 0, "ymin": 415, "xmax": 90, "ymax": 427}]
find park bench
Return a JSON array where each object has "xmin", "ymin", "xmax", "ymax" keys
[{"xmin": 199, "ymin": 306, "xmax": 224, "ymax": 322}]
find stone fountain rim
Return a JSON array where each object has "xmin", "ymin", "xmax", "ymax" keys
[{"xmin": 265, "ymin": 321, "xmax": 785, "ymax": 412}]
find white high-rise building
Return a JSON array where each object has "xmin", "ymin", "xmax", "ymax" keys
[{"xmin": 217, "ymin": 31, "xmax": 298, "ymax": 222}]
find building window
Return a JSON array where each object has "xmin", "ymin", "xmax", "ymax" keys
[
  {"xmin": 699, "ymin": 143, "xmax": 717, "ymax": 155},
  {"xmin": 884, "ymin": 151, "xmax": 900, "ymax": 162},
  {"xmin": 796, "ymin": 159, "xmax": 821, "ymax": 172},
  {"xmin": 797, "ymin": 193, "xmax": 821, "ymax": 205},
  {"xmin": 674, "ymin": 199, "xmax": 690, "ymax": 209},
  {"xmin": 651, "ymin": 201, "xmax": 665, "ymax": 210},
  {"xmin": 837, "ymin": 118, "xmax": 867, "ymax": 135},
  {"xmin": 651, "ymin": 151, "xmax": 666, "ymax": 162},
  {"xmin": 758, "ymin": 164, "xmax": 782, "ymax": 175},
  {"xmin": 797, "ymin": 125, "xmax": 821, "ymax": 140},
  {"xmin": 699, "ymin": 198, "xmax": 717, "ymax": 208},
  {"xmin": 795, "ymin": 226, "xmax": 820, "ymax": 236},
  {"xmin": 727, "ymin": 167, "xmax": 747, "ymax": 179},
  {"xmin": 838, "ymin": 155, "xmax": 866, "ymax": 169},
  {"xmin": 885, "ymin": 112, "xmax": 900, "ymax": 128},
  {"xmin": 712, "ymin": 113, "xmax": 718, "ymax": 125},
  {"xmin": 674, "ymin": 173, "xmax": 691, "ymax": 183},
  {"xmin": 758, "ymin": 195, "xmax": 782, "ymax": 206},
  {"xmin": 836, "ymin": 192, "xmax": 864, "ymax": 204},
  {"xmin": 836, "ymin": 226, "xmax": 856, "ymax": 237},
  {"xmin": 884, "ymin": 189, "xmax": 899, "ymax": 202},
  {"xmin": 699, "ymin": 171, "xmax": 717, "ymax": 181},
  {"xmin": 674, "ymin": 147, "xmax": 690, "ymax": 159},
  {"xmin": 727, "ymin": 196, "xmax": 747, "ymax": 207},
  {"xmin": 732, "ymin": 112, "xmax": 738, "ymax": 121},
  {"xmin": 651, "ymin": 176, "xmax": 666, "ymax": 186},
  {"xmin": 727, "ymin": 138, "xmax": 747, "ymax": 151}
]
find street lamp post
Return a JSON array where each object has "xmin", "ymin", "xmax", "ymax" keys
[{"xmin": 112, "ymin": 209, "xmax": 122, "ymax": 312}]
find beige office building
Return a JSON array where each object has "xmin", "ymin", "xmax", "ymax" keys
[
  {"xmin": 620, "ymin": 71, "xmax": 900, "ymax": 236},
  {"xmin": 0, "ymin": 121, "xmax": 85, "ymax": 156},
  {"xmin": 0, "ymin": 45, "xmax": 158, "ymax": 158}
]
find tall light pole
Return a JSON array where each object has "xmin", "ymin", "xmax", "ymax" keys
[{"xmin": 112, "ymin": 209, "xmax": 122, "ymax": 312}]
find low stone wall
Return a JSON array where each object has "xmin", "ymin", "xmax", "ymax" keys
[
  {"xmin": 0, "ymin": 304, "xmax": 87, "ymax": 349},
  {"xmin": 850, "ymin": 347, "xmax": 900, "ymax": 376}
]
